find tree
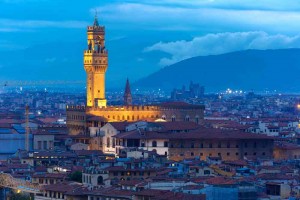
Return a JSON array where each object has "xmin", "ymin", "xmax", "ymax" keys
[
  {"xmin": 69, "ymin": 171, "xmax": 82, "ymax": 183},
  {"xmin": 10, "ymin": 193, "xmax": 32, "ymax": 200}
]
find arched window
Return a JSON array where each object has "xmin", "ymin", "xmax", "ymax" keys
[
  {"xmin": 97, "ymin": 176, "xmax": 104, "ymax": 185},
  {"xmin": 112, "ymin": 138, "xmax": 116, "ymax": 148},
  {"xmin": 107, "ymin": 137, "xmax": 110, "ymax": 148},
  {"xmin": 127, "ymin": 116, "xmax": 130, "ymax": 120},
  {"xmin": 117, "ymin": 116, "xmax": 120, "ymax": 120},
  {"xmin": 195, "ymin": 116, "xmax": 199, "ymax": 124},
  {"xmin": 171, "ymin": 115, "xmax": 176, "ymax": 122},
  {"xmin": 152, "ymin": 141, "xmax": 157, "ymax": 147},
  {"xmin": 185, "ymin": 115, "xmax": 190, "ymax": 122}
]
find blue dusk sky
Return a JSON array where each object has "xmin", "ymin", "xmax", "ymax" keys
[{"xmin": 1, "ymin": 0, "xmax": 300, "ymax": 88}]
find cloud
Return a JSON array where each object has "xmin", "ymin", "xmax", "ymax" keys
[
  {"xmin": 93, "ymin": 3, "xmax": 300, "ymax": 33},
  {"xmin": 0, "ymin": 40, "xmax": 27, "ymax": 50},
  {"xmin": 144, "ymin": 0, "xmax": 300, "ymax": 11},
  {"xmin": 1, "ymin": 0, "xmax": 47, "ymax": 3},
  {"xmin": 0, "ymin": 19, "xmax": 89, "ymax": 30},
  {"xmin": 144, "ymin": 31, "xmax": 300, "ymax": 66},
  {"xmin": 45, "ymin": 57, "xmax": 56, "ymax": 63},
  {"xmin": 0, "ymin": 28, "xmax": 33, "ymax": 32}
]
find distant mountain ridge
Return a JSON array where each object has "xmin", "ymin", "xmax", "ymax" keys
[{"xmin": 134, "ymin": 49, "xmax": 300, "ymax": 92}]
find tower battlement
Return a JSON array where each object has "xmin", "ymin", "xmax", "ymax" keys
[
  {"xmin": 84, "ymin": 50, "xmax": 108, "ymax": 55},
  {"xmin": 87, "ymin": 26, "xmax": 105, "ymax": 32}
]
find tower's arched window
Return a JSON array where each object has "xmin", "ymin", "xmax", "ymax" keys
[
  {"xmin": 132, "ymin": 116, "xmax": 135, "ymax": 121},
  {"xmin": 117, "ymin": 116, "xmax": 120, "ymax": 120},
  {"xmin": 122, "ymin": 116, "xmax": 125, "ymax": 120},
  {"xmin": 127, "ymin": 116, "xmax": 130, "ymax": 120},
  {"xmin": 152, "ymin": 141, "xmax": 157, "ymax": 147}
]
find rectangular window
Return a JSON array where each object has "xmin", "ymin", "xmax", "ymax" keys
[
  {"xmin": 43, "ymin": 141, "xmax": 47, "ymax": 149},
  {"xmin": 38, "ymin": 141, "xmax": 42, "ymax": 150},
  {"xmin": 164, "ymin": 141, "xmax": 168, "ymax": 147}
]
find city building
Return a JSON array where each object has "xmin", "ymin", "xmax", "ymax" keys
[{"xmin": 66, "ymin": 17, "xmax": 205, "ymax": 135}]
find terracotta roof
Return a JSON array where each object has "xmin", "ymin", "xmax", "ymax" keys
[
  {"xmin": 32, "ymin": 173, "xmax": 67, "ymax": 179},
  {"xmin": 119, "ymin": 180, "xmax": 147, "ymax": 187},
  {"xmin": 74, "ymin": 150, "xmax": 104, "ymax": 156},
  {"xmin": 135, "ymin": 189, "xmax": 206, "ymax": 200},
  {"xmin": 109, "ymin": 122, "xmax": 130, "ymax": 131},
  {"xmin": 155, "ymin": 121, "xmax": 200, "ymax": 131},
  {"xmin": 115, "ymin": 127, "xmax": 274, "ymax": 140},
  {"xmin": 104, "ymin": 166, "xmax": 156, "ymax": 172},
  {"xmin": 43, "ymin": 182, "xmax": 84, "ymax": 193},
  {"xmin": 87, "ymin": 187, "xmax": 135, "ymax": 198},
  {"xmin": 158, "ymin": 102, "xmax": 204, "ymax": 109}
]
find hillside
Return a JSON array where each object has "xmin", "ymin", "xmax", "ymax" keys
[{"xmin": 134, "ymin": 49, "xmax": 300, "ymax": 92}]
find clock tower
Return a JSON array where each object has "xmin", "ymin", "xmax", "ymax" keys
[{"xmin": 84, "ymin": 14, "xmax": 108, "ymax": 107}]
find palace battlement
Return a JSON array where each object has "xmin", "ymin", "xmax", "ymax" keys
[{"xmin": 67, "ymin": 104, "xmax": 204, "ymax": 112}]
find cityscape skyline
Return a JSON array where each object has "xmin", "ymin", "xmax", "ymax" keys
[{"xmin": 0, "ymin": 2, "xmax": 300, "ymax": 199}]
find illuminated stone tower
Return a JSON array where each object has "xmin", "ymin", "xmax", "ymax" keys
[{"xmin": 84, "ymin": 14, "xmax": 108, "ymax": 107}]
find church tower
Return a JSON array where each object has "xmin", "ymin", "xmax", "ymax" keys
[
  {"xmin": 84, "ymin": 14, "xmax": 108, "ymax": 107},
  {"xmin": 124, "ymin": 78, "xmax": 132, "ymax": 105}
]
